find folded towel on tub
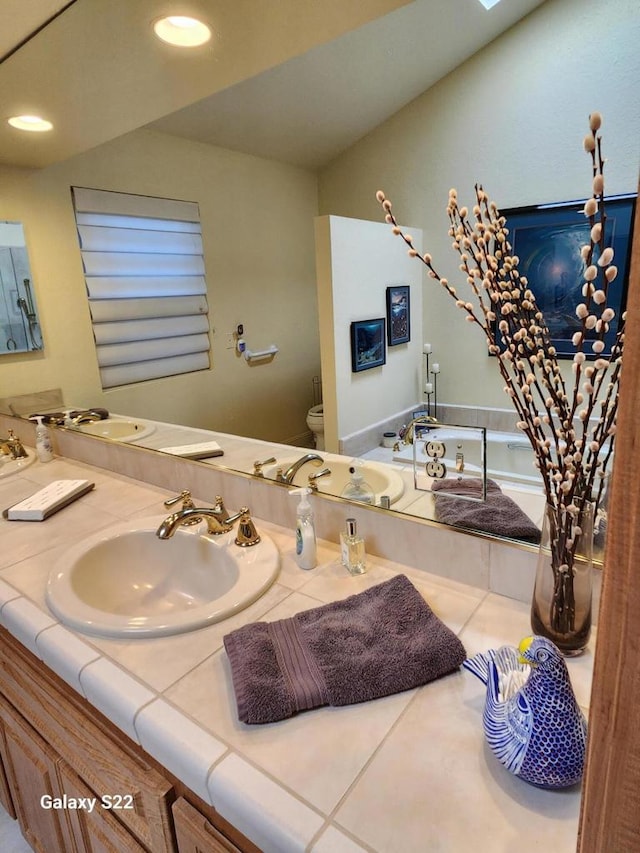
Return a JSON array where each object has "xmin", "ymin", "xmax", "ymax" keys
[
  {"xmin": 223, "ymin": 574, "xmax": 466, "ymax": 725},
  {"xmin": 431, "ymin": 477, "xmax": 541, "ymax": 543}
]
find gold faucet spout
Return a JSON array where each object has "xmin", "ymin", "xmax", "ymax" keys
[
  {"xmin": 0, "ymin": 430, "xmax": 27, "ymax": 459},
  {"xmin": 156, "ymin": 503, "xmax": 261, "ymax": 546},
  {"xmin": 156, "ymin": 507, "xmax": 231, "ymax": 539},
  {"xmin": 278, "ymin": 453, "xmax": 324, "ymax": 484}
]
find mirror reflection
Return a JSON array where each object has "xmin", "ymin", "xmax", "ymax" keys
[
  {"xmin": 0, "ymin": 0, "xmax": 636, "ymax": 558},
  {"xmin": 0, "ymin": 223, "xmax": 42, "ymax": 354}
]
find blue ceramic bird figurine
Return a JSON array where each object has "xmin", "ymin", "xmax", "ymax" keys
[{"xmin": 463, "ymin": 635, "xmax": 587, "ymax": 788}]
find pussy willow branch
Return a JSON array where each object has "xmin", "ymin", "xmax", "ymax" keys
[{"xmin": 376, "ymin": 113, "xmax": 621, "ymax": 538}]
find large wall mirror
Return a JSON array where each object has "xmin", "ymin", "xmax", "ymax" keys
[{"xmin": 0, "ymin": 0, "xmax": 637, "ymax": 559}]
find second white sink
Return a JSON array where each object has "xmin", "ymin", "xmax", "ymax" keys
[
  {"xmin": 0, "ymin": 448, "xmax": 36, "ymax": 478},
  {"xmin": 75, "ymin": 417, "xmax": 155, "ymax": 443},
  {"xmin": 46, "ymin": 516, "xmax": 279, "ymax": 638},
  {"xmin": 264, "ymin": 456, "xmax": 404, "ymax": 505}
]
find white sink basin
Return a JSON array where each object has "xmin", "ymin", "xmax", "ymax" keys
[
  {"xmin": 264, "ymin": 456, "xmax": 404, "ymax": 505},
  {"xmin": 46, "ymin": 515, "xmax": 279, "ymax": 638},
  {"xmin": 0, "ymin": 448, "xmax": 36, "ymax": 478},
  {"xmin": 75, "ymin": 418, "xmax": 155, "ymax": 443}
]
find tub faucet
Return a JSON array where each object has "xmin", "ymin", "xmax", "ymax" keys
[
  {"xmin": 276, "ymin": 453, "xmax": 324, "ymax": 484},
  {"xmin": 394, "ymin": 415, "xmax": 439, "ymax": 450},
  {"xmin": 156, "ymin": 497, "xmax": 260, "ymax": 546}
]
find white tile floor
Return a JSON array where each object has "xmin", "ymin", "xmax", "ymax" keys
[{"xmin": 0, "ymin": 805, "xmax": 31, "ymax": 853}]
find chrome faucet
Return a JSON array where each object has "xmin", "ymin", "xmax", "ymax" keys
[
  {"xmin": 0, "ymin": 430, "xmax": 27, "ymax": 459},
  {"xmin": 156, "ymin": 495, "xmax": 261, "ymax": 546},
  {"xmin": 68, "ymin": 409, "xmax": 107, "ymax": 425},
  {"xmin": 276, "ymin": 453, "xmax": 324, "ymax": 484}
]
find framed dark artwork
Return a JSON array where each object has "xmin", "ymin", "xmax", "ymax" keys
[
  {"xmin": 496, "ymin": 195, "xmax": 636, "ymax": 358},
  {"xmin": 350, "ymin": 318, "xmax": 386, "ymax": 372},
  {"xmin": 386, "ymin": 285, "xmax": 410, "ymax": 345}
]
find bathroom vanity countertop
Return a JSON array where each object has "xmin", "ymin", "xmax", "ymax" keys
[{"xmin": 0, "ymin": 455, "xmax": 594, "ymax": 853}]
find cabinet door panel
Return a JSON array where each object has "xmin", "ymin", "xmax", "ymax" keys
[
  {"xmin": 0, "ymin": 696, "xmax": 67, "ymax": 853},
  {"xmin": 0, "ymin": 722, "xmax": 16, "ymax": 818},
  {"xmin": 58, "ymin": 760, "xmax": 147, "ymax": 853},
  {"xmin": 173, "ymin": 797, "xmax": 244, "ymax": 853},
  {"xmin": 0, "ymin": 630, "xmax": 175, "ymax": 852}
]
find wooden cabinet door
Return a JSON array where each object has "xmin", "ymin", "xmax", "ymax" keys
[
  {"xmin": 57, "ymin": 760, "xmax": 147, "ymax": 853},
  {"xmin": 0, "ymin": 721, "xmax": 16, "ymax": 818},
  {"xmin": 0, "ymin": 695, "xmax": 67, "ymax": 853},
  {"xmin": 173, "ymin": 797, "xmax": 245, "ymax": 853},
  {"xmin": 0, "ymin": 628, "xmax": 175, "ymax": 852}
]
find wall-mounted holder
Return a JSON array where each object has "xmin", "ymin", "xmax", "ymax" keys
[
  {"xmin": 244, "ymin": 345, "xmax": 279, "ymax": 362},
  {"xmin": 235, "ymin": 324, "xmax": 279, "ymax": 363}
]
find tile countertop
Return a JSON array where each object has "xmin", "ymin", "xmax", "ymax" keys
[{"xmin": 0, "ymin": 456, "xmax": 594, "ymax": 853}]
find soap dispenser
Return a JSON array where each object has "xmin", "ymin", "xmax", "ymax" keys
[
  {"xmin": 340, "ymin": 462, "xmax": 375, "ymax": 505},
  {"xmin": 33, "ymin": 416, "xmax": 53, "ymax": 463},
  {"xmin": 289, "ymin": 487, "xmax": 317, "ymax": 570}
]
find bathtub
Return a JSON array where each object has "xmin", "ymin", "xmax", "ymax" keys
[{"xmin": 392, "ymin": 428, "xmax": 542, "ymax": 487}]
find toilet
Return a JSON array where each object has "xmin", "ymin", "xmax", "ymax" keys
[{"xmin": 306, "ymin": 404, "xmax": 324, "ymax": 450}]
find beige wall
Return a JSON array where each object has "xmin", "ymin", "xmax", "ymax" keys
[
  {"xmin": 317, "ymin": 0, "xmax": 640, "ymax": 412},
  {"xmin": 3, "ymin": 0, "xmax": 638, "ymax": 446},
  {"xmin": 315, "ymin": 215, "xmax": 423, "ymax": 451},
  {"xmin": 0, "ymin": 129, "xmax": 320, "ymax": 443}
]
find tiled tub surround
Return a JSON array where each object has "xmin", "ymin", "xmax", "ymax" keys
[{"xmin": 0, "ymin": 447, "xmax": 595, "ymax": 852}]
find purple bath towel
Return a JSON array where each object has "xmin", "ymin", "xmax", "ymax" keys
[
  {"xmin": 432, "ymin": 478, "xmax": 541, "ymax": 543},
  {"xmin": 223, "ymin": 575, "xmax": 466, "ymax": 725}
]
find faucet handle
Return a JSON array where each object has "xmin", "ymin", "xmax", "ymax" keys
[
  {"xmin": 307, "ymin": 468, "xmax": 331, "ymax": 491},
  {"xmin": 212, "ymin": 495, "xmax": 231, "ymax": 521},
  {"xmin": 164, "ymin": 490, "xmax": 202, "ymax": 526},
  {"xmin": 215, "ymin": 506, "xmax": 261, "ymax": 546},
  {"xmin": 164, "ymin": 490, "xmax": 194, "ymax": 508},
  {"xmin": 234, "ymin": 508, "xmax": 261, "ymax": 547},
  {"xmin": 253, "ymin": 457, "xmax": 276, "ymax": 477}
]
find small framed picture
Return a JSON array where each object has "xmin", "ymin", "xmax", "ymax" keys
[
  {"xmin": 386, "ymin": 285, "xmax": 410, "ymax": 345},
  {"xmin": 350, "ymin": 318, "xmax": 386, "ymax": 372}
]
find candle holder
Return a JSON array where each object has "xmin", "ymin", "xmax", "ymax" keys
[{"xmin": 422, "ymin": 344, "xmax": 439, "ymax": 418}]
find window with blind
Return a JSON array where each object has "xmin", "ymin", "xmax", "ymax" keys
[{"xmin": 71, "ymin": 187, "xmax": 211, "ymax": 389}]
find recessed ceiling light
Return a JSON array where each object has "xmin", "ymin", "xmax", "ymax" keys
[
  {"xmin": 7, "ymin": 115, "xmax": 53, "ymax": 132},
  {"xmin": 478, "ymin": 0, "xmax": 502, "ymax": 8},
  {"xmin": 152, "ymin": 15, "xmax": 212, "ymax": 47}
]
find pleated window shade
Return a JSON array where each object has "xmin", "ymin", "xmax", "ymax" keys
[{"xmin": 72, "ymin": 187, "xmax": 211, "ymax": 389}]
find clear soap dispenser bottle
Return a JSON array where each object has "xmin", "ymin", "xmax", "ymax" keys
[
  {"xmin": 340, "ymin": 462, "xmax": 375, "ymax": 505},
  {"xmin": 340, "ymin": 518, "xmax": 367, "ymax": 575},
  {"xmin": 34, "ymin": 416, "xmax": 53, "ymax": 463}
]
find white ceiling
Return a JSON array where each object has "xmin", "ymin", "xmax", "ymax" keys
[
  {"xmin": 147, "ymin": 0, "xmax": 546, "ymax": 169},
  {"xmin": 1, "ymin": 0, "xmax": 546, "ymax": 170},
  {"xmin": 0, "ymin": 0, "xmax": 74, "ymax": 61}
]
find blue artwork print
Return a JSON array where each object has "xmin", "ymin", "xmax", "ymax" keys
[
  {"xmin": 515, "ymin": 221, "xmax": 590, "ymax": 340},
  {"xmin": 350, "ymin": 318, "xmax": 386, "ymax": 372},
  {"xmin": 498, "ymin": 196, "xmax": 635, "ymax": 358},
  {"xmin": 386, "ymin": 285, "xmax": 410, "ymax": 345}
]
